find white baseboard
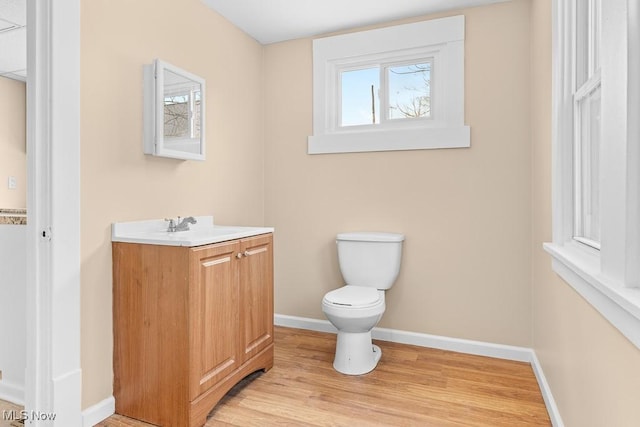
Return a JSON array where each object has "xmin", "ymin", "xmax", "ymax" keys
[
  {"xmin": 373, "ymin": 326, "xmax": 533, "ymax": 362},
  {"xmin": 52, "ymin": 368, "xmax": 83, "ymax": 426},
  {"xmin": 274, "ymin": 313, "xmax": 563, "ymax": 426},
  {"xmin": 275, "ymin": 314, "xmax": 532, "ymax": 362},
  {"xmin": 0, "ymin": 380, "xmax": 24, "ymax": 406},
  {"xmin": 82, "ymin": 395, "xmax": 115, "ymax": 427},
  {"xmin": 530, "ymin": 352, "xmax": 564, "ymax": 427},
  {"xmin": 275, "ymin": 314, "xmax": 338, "ymax": 334}
]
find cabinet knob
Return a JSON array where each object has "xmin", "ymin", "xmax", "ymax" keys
[
  {"xmin": 236, "ymin": 252, "xmax": 243, "ymax": 259},
  {"xmin": 244, "ymin": 250, "xmax": 250, "ymax": 257}
]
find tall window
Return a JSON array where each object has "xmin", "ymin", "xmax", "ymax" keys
[
  {"xmin": 547, "ymin": 0, "xmax": 640, "ymax": 350},
  {"xmin": 573, "ymin": 0, "xmax": 601, "ymax": 248}
]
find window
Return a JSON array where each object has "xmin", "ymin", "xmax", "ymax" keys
[
  {"xmin": 573, "ymin": 0, "xmax": 601, "ymax": 248},
  {"xmin": 546, "ymin": 0, "xmax": 640, "ymax": 349},
  {"xmin": 308, "ymin": 16, "xmax": 470, "ymax": 154},
  {"xmin": 339, "ymin": 60, "xmax": 433, "ymax": 128}
]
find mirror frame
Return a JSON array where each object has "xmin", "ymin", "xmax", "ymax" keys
[{"xmin": 143, "ymin": 59, "xmax": 206, "ymax": 160}]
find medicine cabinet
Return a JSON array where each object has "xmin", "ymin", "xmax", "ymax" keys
[{"xmin": 143, "ymin": 59, "xmax": 206, "ymax": 160}]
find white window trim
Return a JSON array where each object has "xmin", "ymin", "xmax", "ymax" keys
[
  {"xmin": 308, "ymin": 15, "xmax": 470, "ymax": 155},
  {"xmin": 546, "ymin": 0, "xmax": 640, "ymax": 349}
]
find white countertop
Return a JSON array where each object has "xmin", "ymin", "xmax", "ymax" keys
[{"xmin": 112, "ymin": 216, "xmax": 273, "ymax": 247}]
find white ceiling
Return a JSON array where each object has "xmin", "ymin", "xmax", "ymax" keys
[
  {"xmin": 0, "ymin": 0, "xmax": 510, "ymax": 81},
  {"xmin": 201, "ymin": 0, "xmax": 510, "ymax": 44},
  {"xmin": 0, "ymin": 0, "xmax": 25, "ymax": 81}
]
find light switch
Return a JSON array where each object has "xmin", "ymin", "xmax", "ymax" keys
[{"xmin": 8, "ymin": 176, "xmax": 17, "ymax": 190}]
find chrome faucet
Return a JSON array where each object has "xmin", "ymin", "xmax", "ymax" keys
[{"xmin": 164, "ymin": 216, "xmax": 197, "ymax": 232}]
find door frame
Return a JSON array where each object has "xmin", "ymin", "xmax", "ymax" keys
[{"xmin": 25, "ymin": 0, "xmax": 82, "ymax": 425}]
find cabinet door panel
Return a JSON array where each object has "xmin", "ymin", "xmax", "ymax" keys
[
  {"xmin": 239, "ymin": 234, "xmax": 274, "ymax": 362},
  {"xmin": 190, "ymin": 241, "xmax": 240, "ymax": 398}
]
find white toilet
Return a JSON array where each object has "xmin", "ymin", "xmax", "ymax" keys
[{"xmin": 322, "ymin": 231, "xmax": 404, "ymax": 375}]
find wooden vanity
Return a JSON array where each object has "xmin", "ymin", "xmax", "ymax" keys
[{"xmin": 112, "ymin": 219, "xmax": 273, "ymax": 427}]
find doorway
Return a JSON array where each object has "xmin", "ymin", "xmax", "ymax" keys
[
  {"xmin": 0, "ymin": 0, "xmax": 28, "ymax": 408},
  {"xmin": 24, "ymin": 0, "xmax": 82, "ymax": 425}
]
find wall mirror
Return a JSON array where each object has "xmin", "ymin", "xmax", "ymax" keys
[{"xmin": 143, "ymin": 59, "xmax": 206, "ymax": 160}]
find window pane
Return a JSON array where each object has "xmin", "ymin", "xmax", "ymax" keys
[
  {"xmin": 590, "ymin": 0, "xmax": 600, "ymax": 73},
  {"xmin": 341, "ymin": 68, "xmax": 379, "ymax": 126},
  {"xmin": 388, "ymin": 62, "xmax": 431, "ymax": 120},
  {"xmin": 576, "ymin": 0, "xmax": 601, "ymax": 87},
  {"xmin": 575, "ymin": 84, "xmax": 601, "ymax": 244}
]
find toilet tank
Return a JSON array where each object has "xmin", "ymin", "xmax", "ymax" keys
[{"xmin": 336, "ymin": 232, "xmax": 404, "ymax": 290}]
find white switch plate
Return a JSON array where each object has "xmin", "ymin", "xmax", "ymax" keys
[{"xmin": 8, "ymin": 176, "xmax": 16, "ymax": 189}]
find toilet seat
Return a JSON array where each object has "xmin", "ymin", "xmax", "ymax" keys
[{"xmin": 323, "ymin": 286, "xmax": 383, "ymax": 308}]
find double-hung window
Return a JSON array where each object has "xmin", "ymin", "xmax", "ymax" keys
[
  {"xmin": 546, "ymin": 0, "xmax": 640, "ymax": 349},
  {"xmin": 573, "ymin": 0, "xmax": 601, "ymax": 248},
  {"xmin": 308, "ymin": 16, "xmax": 470, "ymax": 154}
]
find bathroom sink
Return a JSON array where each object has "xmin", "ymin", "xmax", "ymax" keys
[{"xmin": 111, "ymin": 216, "xmax": 274, "ymax": 247}]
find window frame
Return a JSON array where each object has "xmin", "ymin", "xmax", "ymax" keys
[
  {"xmin": 546, "ymin": 0, "xmax": 640, "ymax": 349},
  {"xmin": 308, "ymin": 15, "xmax": 470, "ymax": 155}
]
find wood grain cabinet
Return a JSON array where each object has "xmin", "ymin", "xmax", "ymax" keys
[{"xmin": 113, "ymin": 233, "xmax": 274, "ymax": 427}]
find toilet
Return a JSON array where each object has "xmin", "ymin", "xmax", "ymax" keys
[{"xmin": 321, "ymin": 231, "xmax": 404, "ymax": 375}]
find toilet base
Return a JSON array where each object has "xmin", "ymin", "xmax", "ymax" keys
[{"xmin": 333, "ymin": 331, "xmax": 382, "ymax": 375}]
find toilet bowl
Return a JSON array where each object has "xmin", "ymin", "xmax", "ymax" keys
[
  {"xmin": 322, "ymin": 286, "xmax": 386, "ymax": 374},
  {"xmin": 321, "ymin": 232, "xmax": 404, "ymax": 375}
]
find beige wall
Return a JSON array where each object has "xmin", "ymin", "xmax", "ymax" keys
[
  {"xmin": 530, "ymin": 1, "xmax": 640, "ymax": 426},
  {"xmin": 264, "ymin": 0, "xmax": 533, "ymax": 347},
  {"xmin": 80, "ymin": 0, "xmax": 640, "ymax": 419},
  {"xmin": 0, "ymin": 77, "xmax": 26, "ymax": 209},
  {"xmin": 80, "ymin": 0, "xmax": 265, "ymax": 408}
]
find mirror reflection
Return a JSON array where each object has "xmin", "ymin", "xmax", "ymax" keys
[
  {"xmin": 143, "ymin": 59, "xmax": 205, "ymax": 160},
  {"xmin": 163, "ymin": 69, "xmax": 201, "ymax": 142}
]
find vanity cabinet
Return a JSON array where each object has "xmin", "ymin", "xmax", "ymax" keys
[{"xmin": 113, "ymin": 233, "xmax": 273, "ymax": 427}]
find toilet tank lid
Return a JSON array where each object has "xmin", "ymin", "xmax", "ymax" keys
[{"xmin": 337, "ymin": 232, "xmax": 405, "ymax": 242}]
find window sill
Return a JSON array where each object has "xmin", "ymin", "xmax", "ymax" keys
[
  {"xmin": 544, "ymin": 242, "xmax": 640, "ymax": 349},
  {"xmin": 307, "ymin": 126, "xmax": 470, "ymax": 154}
]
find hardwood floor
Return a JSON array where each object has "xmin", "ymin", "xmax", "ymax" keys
[
  {"xmin": 0, "ymin": 399, "xmax": 23, "ymax": 427},
  {"xmin": 99, "ymin": 326, "xmax": 550, "ymax": 426}
]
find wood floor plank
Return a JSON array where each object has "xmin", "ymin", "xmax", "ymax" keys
[
  {"xmin": 98, "ymin": 326, "xmax": 550, "ymax": 426},
  {"xmin": 0, "ymin": 400, "xmax": 23, "ymax": 427}
]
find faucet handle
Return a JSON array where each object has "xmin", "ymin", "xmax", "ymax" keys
[{"xmin": 164, "ymin": 218, "xmax": 176, "ymax": 232}]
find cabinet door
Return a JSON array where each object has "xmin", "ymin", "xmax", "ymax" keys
[
  {"xmin": 238, "ymin": 234, "xmax": 274, "ymax": 363},
  {"xmin": 189, "ymin": 240, "xmax": 240, "ymax": 399}
]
